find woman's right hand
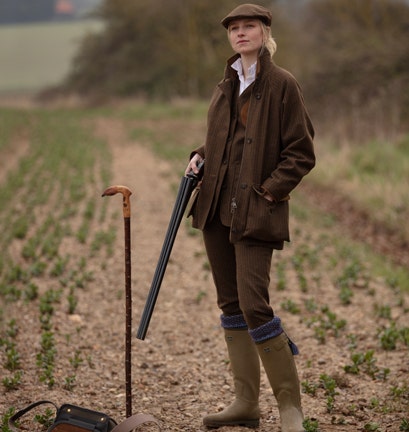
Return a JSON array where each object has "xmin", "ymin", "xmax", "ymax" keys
[{"xmin": 185, "ymin": 153, "xmax": 204, "ymax": 176}]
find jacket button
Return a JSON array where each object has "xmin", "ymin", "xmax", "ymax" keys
[
  {"xmin": 246, "ymin": 138, "xmax": 252, "ymax": 144},
  {"xmin": 240, "ymin": 183, "xmax": 247, "ymax": 189},
  {"xmin": 255, "ymin": 93, "xmax": 261, "ymax": 100}
]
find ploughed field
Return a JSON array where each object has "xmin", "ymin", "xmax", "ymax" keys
[{"xmin": 0, "ymin": 104, "xmax": 408, "ymax": 432}]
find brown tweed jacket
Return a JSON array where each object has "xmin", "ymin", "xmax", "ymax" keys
[{"xmin": 190, "ymin": 50, "xmax": 315, "ymax": 243}]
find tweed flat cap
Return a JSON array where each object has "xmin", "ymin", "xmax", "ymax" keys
[{"xmin": 221, "ymin": 3, "xmax": 272, "ymax": 28}]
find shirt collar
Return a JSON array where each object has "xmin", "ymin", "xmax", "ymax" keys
[{"xmin": 231, "ymin": 58, "xmax": 257, "ymax": 94}]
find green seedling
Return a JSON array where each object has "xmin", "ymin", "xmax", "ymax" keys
[
  {"xmin": 91, "ymin": 228, "xmax": 116, "ymax": 256},
  {"xmin": 307, "ymin": 305, "xmax": 346, "ymax": 344},
  {"xmin": 86, "ymin": 355, "xmax": 95, "ymax": 369},
  {"xmin": 36, "ymin": 331, "xmax": 56, "ymax": 388},
  {"xmin": 21, "ymin": 238, "xmax": 37, "ymax": 260},
  {"xmin": 11, "ymin": 216, "xmax": 29, "ymax": 240},
  {"xmin": 50, "ymin": 255, "xmax": 70, "ymax": 277},
  {"xmin": 339, "ymin": 286, "xmax": 353, "ymax": 305},
  {"xmin": 304, "ymin": 298, "xmax": 318, "ymax": 313},
  {"xmin": 195, "ymin": 290, "xmax": 207, "ymax": 304},
  {"xmin": 346, "ymin": 333, "xmax": 358, "ymax": 350},
  {"xmin": 344, "ymin": 350, "xmax": 390, "ymax": 380},
  {"xmin": 4, "ymin": 342, "xmax": 21, "ymax": 371},
  {"xmin": 400, "ymin": 327, "xmax": 409, "ymax": 346},
  {"xmin": 374, "ymin": 303, "xmax": 392, "ymax": 320},
  {"xmin": 276, "ymin": 260, "xmax": 287, "ymax": 291},
  {"xmin": 400, "ymin": 419, "xmax": 409, "ymax": 431},
  {"xmin": 378, "ymin": 322, "xmax": 401, "ymax": 350},
  {"xmin": 364, "ymin": 423, "xmax": 380, "ymax": 431},
  {"xmin": 2, "ymin": 371, "xmax": 22, "ymax": 391},
  {"xmin": 302, "ymin": 380, "xmax": 318, "ymax": 396},
  {"xmin": 41, "ymin": 234, "xmax": 61, "ymax": 259},
  {"xmin": 303, "ymin": 417, "xmax": 320, "ymax": 432},
  {"xmin": 5, "ymin": 319, "xmax": 18, "ymax": 338},
  {"xmin": 335, "ymin": 257, "xmax": 365, "ymax": 305},
  {"xmin": 390, "ymin": 383, "xmax": 409, "ymax": 401},
  {"xmin": 319, "ymin": 373, "xmax": 339, "ymax": 413},
  {"xmin": 281, "ymin": 299, "xmax": 300, "ymax": 314},
  {"xmin": 0, "ymin": 285, "xmax": 21, "ymax": 302},
  {"xmin": 24, "ymin": 282, "xmax": 39, "ymax": 301},
  {"xmin": 1, "ymin": 407, "xmax": 16, "ymax": 432},
  {"xmin": 63, "ymin": 375, "xmax": 76, "ymax": 391},
  {"xmin": 67, "ymin": 287, "xmax": 78, "ymax": 314},
  {"xmin": 5, "ymin": 264, "xmax": 28, "ymax": 284},
  {"xmin": 69, "ymin": 350, "xmax": 83, "ymax": 369},
  {"xmin": 34, "ymin": 407, "xmax": 54, "ymax": 430}
]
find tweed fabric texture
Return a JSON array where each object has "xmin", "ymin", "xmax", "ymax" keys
[
  {"xmin": 203, "ymin": 215, "xmax": 276, "ymax": 329},
  {"xmin": 189, "ymin": 50, "xmax": 315, "ymax": 243}
]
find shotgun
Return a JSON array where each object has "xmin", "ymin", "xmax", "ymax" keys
[{"xmin": 136, "ymin": 160, "xmax": 204, "ymax": 340}]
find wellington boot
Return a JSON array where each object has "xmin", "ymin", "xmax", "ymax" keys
[
  {"xmin": 257, "ymin": 332, "xmax": 305, "ymax": 432},
  {"xmin": 203, "ymin": 329, "xmax": 260, "ymax": 429}
]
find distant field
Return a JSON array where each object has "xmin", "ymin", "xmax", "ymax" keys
[{"xmin": 0, "ymin": 19, "xmax": 103, "ymax": 93}]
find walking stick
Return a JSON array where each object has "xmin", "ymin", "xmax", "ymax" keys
[
  {"xmin": 102, "ymin": 185, "xmax": 133, "ymax": 418},
  {"xmin": 137, "ymin": 161, "xmax": 204, "ymax": 340}
]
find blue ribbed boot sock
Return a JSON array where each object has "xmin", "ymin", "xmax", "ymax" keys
[{"xmin": 249, "ymin": 316, "xmax": 299, "ymax": 355}]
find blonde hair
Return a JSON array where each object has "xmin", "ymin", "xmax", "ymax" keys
[{"xmin": 261, "ymin": 22, "xmax": 277, "ymax": 58}]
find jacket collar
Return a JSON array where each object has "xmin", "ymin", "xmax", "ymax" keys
[{"xmin": 223, "ymin": 49, "xmax": 274, "ymax": 83}]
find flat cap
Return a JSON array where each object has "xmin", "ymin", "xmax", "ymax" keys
[{"xmin": 221, "ymin": 3, "xmax": 272, "ymax": 29}]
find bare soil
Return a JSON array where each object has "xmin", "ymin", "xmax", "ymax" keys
[{"xmin": 1, "ymin": 115, "xmax": 408, "ymax": 432}]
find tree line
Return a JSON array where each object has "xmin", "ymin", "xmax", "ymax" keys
[
  {"xmin": 60, "ymin": 0, "xmax": 409, "ymax": 140},
  {"xmin": 0, "ymin": 0, "xmax": 55, "ymax": 24}
]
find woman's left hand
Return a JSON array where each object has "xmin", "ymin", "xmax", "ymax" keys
[
  {"xmin": 185, "ymin": 153, "xmax": 204, "ymax": 176},
  {"xmin": 263, "ymin": 192, "xmax": 274, "ymax": 202}
]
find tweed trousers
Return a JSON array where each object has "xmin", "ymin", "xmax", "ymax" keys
[{"xmin": 202, "ymin": 214, "xmax": 277, "ymax": 330}]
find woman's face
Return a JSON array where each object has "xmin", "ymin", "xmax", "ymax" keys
[{"xmin": 228, "ymin": 18, "xmax": 264, "ymax": 57}]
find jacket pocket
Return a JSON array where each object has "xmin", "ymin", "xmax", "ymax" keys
[{"xmin": 243, "ymin": 187, "xmax": 290, "ymax": 242}]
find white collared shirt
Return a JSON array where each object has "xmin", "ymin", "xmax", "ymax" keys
[{"xmin": 231, "ymin": 58, "xmax": 257, "ymax": 95}]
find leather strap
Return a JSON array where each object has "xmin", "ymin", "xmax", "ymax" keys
[
  {"xmin": 9, "ymin": 401, "xmax": 161, "ymax": 432},
  {"xmin": 112, "ymin": 413, "xmax": 161, "ymax": 431},
  {"xmin": 8, "ymin": 400, "xmax": 58, "ymax": 432}
]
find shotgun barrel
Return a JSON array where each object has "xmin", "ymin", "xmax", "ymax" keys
[{"xmin": 136, "ymin": 161, "xmax": 204, "ymax": 340}]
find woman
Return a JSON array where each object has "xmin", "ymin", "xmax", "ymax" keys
[{"xmin": 185, "ymin": 4, "xmax": 315, "ymax": 431}]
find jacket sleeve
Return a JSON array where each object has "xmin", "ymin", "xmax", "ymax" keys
[
  {"xmin": 262, "ymin": 77, "xmax": 315, "ymax": 200},
  {"xmin": 189, "ymin": 146, "xmax": 205, "ymax": 161}
]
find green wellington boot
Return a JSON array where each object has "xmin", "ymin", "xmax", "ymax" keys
[
  {"xmin": 203, "ymin": 329, "xmax": 260, "ymax": 428},
  {"xmin": 257, "ymin": 332, "xmax": 305, "ymax": 432}
]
